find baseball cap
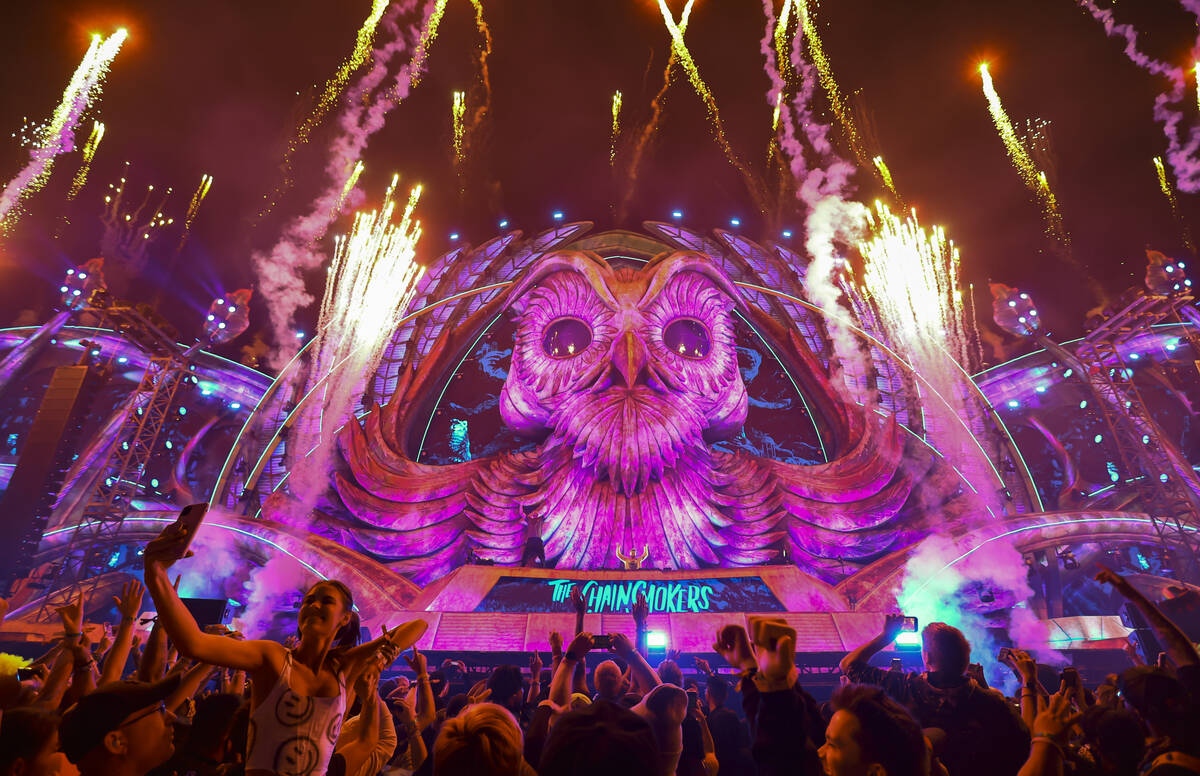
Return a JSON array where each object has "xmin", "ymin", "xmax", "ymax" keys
[{"xmin": 59, "ymin": 674, "xmax": 181, "ymax": 763}]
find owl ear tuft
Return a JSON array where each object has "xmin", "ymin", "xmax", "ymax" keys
[{"xmin": 639, "ymin": 251, "xmax": 745, "ymax": 310}]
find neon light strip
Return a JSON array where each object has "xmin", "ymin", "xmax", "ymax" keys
[{"xmin": 898, "ymin": 516, "xmax": 1197, "ymax": 608}]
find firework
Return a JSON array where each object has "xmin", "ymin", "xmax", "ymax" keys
[
  {"xmin": 1195, "ymin": 61, "xmax": 1200, "ymax": 112},
  {"xmin": 774, "ymin": 0, "xmax": 794, "ymax": 84},
  {"xmin": 452, "ymin": 90, "xmax": 466, "ymax": 167},
  {"xmin": 409, "ymin": 0, "xmax": 449, "ymax": 89},
  {"xmin": 11, "ymin": 117, "xmax": 51, "ymax": 149},
  {"xmin": 872, "ymin": 155, "xmax": 898, "ymax": 198},
  {"xmin": 66, "ymin": 120, "xmax": 105, "ymax": 203},
  {"xmin": 0, "ymin": 29, "xmax": 126, "ymax": 233},
  {"xmin": 794, "ymin": 0, "xmax": 866, "ymax": 164},
  {"xmin": 611, "ymin": 91, "xmax": 622, "ymax": 165},
  {"xmin": 176, "ymin": 174, "xmax": 213, "ymax": 251},
  {"xmin": 463, "ymin": 0, "xmax": 494, "ymax": 156},
  {"xmin": 655, "ymin": 0, "xmax": 767, "ymax": 213},
  {"xmin": 1154, "ymin": 155, "xmax": 1196, "ymax": 253},
  {"xmin": 100, "ymin": 164, "xmax": 175, "ymax": 270},
  {"xmin": 289, "ymin": 179, "xmax": 425, "ymax": 509},
  {"xmin": 979, "ymin": 64, "xmax": 1068, "ymax": 245},
  {"xmin": 617, "ymin": 0, "xmax": 694, "ymax": 223},
  {"xmin": 334, "ymin": 160, "xmax": 365, "ymax": 217}
]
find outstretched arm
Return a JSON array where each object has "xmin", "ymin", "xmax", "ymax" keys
[
  {"xmin": 611, "ymin": 633, "xmax": 660, "ymax": 691},
  {"xmin": 839, "ymin": 614, "xmax": 906, "ymax": 676},
  {"xmin": 143, "ymin": 521, "xmax": 275, "ymax": 672},
  {"xmin": 1096, "ymin": 566, "xmax": 1198, "ymax": 668},
  {"xmin": 551, "ymin": 632, "xmax": 592, "ymax": 707},
  {"xmin": 101, "ymin": 580, "xmax": 145, "ymax": 685}
]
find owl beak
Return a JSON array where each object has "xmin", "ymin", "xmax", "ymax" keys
[{"xmin": 610, "ymin": 330, "xmax": 650, "ymax": 388}]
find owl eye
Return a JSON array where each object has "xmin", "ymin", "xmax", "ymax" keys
[
  {"xmin": 663, "ymin": 318, "xmax": 710, "ymax": 359},
  {"xmin": 542, "ymin": 317, "xmax": 592, "ymax": 358}
]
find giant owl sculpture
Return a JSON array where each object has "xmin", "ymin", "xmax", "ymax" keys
[{"xmin": 334, "ymin": 249, "xmax": 958, "ymax": 585}]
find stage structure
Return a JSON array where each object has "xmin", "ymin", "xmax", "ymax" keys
[{"xmin": 0, "ymin": 224, "xmax": 1197, "ymax": 666}]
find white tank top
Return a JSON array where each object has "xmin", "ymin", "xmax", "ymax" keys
[{"xmin": 247, "ymin": 650, "xmax": 347, "ymax": 776}]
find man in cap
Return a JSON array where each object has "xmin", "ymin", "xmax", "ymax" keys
[{"xmin": 58, "ymin": 675, "xmax": 180, "ymax": 776}]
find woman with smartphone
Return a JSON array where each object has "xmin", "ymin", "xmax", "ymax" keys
[{"xmin": 141, "ymin": 516, "xmax": 426, "ymax": 776}]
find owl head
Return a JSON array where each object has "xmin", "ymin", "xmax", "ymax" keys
[{"xmin": 499, "ymin": 250, "xmax": 748, "ymax": 490}]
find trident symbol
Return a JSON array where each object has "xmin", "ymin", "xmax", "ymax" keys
[{"xmin": 616, "ymin": 544, "xmax": 650, "ymax": 570}]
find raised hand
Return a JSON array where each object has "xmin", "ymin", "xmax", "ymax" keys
[
  {"xmin": 405, "ymin": 645, "xmax": 428, "ymax": 675},
  {"xmin": 467, "ymin": 679, "xmax": 492, "ymax": 705},
  {"xmin": 142, "ymin": 522, "xmax": 193, "ymax": 571},
  {"xmin": 549, "ymin": 631, "xmax": 564, "ymax": 658},
  {"xmin": 566, "ymin": 632, "xmax": 594, "ymax": 661},
  {"xmin": 880, "ymin": 613, "xmax": 908, "ymax": 644},
  {"xmin": 632, "ymin": 592, "xmax": 649, "ymax": 626},
  {"xmin": 1009, "ymin": 648, "xmax": 1038, "ymax": 684},
  {"xmin": 56, "ymin": 593, "xmax": 84, "ymax": 637},
  {"xmin": 95, "ymin": 623, "xmax": 114, "ymax": 656},
  {"xmin": 693, "ymin": 657, "xmax": 713, "ymax": 676},
  {"xmin": 113, "ymin": 579, "xmax": 146, "ymax": 621},
  {"xmin": 569, "ymin": 585, "xmax": 587, "ymax": 614},
  {"xmin": 712, "ymin": 624, "xmax": 756, "ymax": 672},
  {"xmin": 1033, "ymin": 688, "xmax": 1082, "ymax": 743},
  {"xmin": 748, "ymin": 616, "xmax": 797, "ymax": 691},
  {"xmin": 609, "ymin": 632, "xmax": 636, "ymax": 659},
  {"xmin": 530, "ymin": 651, "xmax": 543, "ymax": 677},
  {"xmin": 1095, "ymin": 564, "xmax": 1136, "ymax": 597}
]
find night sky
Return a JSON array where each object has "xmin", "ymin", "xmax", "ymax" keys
[{"xmin": 0, "ymin": 0, "xmax": 1197, "ymax": 360}]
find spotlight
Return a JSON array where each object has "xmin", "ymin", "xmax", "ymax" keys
[
  {"xmin": 782, "ymin": 229, "xmax": 793, "ymax": 238},
  {"xmin": 730, "ymin": 217, "xmax": 741, "ymax": 227},
  {"xmin": 552, "ymin": 210, "xmax": 564, "ymax": 221},
  {"xmin": 498, "ymin": 219, "xmax": 509, "ymax": 228},
  {"xmin": 671, "ymin": 210, "xmax": 683, "ymax": 219},
  {"xmin": 449, "ymin": 232, "xmax": 460, "ymax": 240}
]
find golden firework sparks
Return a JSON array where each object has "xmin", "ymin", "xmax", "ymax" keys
[{"xmin": 611, "ymin": 90, "xmax": 623, "ymax": 165}]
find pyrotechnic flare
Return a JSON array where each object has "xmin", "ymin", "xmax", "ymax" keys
[
  {"xmin": 1154, "ymin": 155, "xmax": 1196, "ymax": 253},
  {"xmin": 290, "ymin": 180, "xmax": 425, "ymax": 511},
  {"xmin": 0, "ymin": 29, "xmax": 126, "ymax": 234},
  {"xmin": 176, "ymin": 174, "xmax": 213, "ymax": 251},
  {"xmin": 258, "ymin": 0, "xmax": 391, "ymax": 218},
  {"xmin": 872, "ymin": 156, "xmax": 898, "ymax": 199},
  {"xmin": 611, "ymin": 91, "xmax": 622, "ymax": 165},
  {"xmin": 463, "ymin": 0, "xmax": 494, "ymax": 155},
  {"xmin": 618, "ymin": 0, "xmax": 694, "ymax": 223},
  {"xmin": 774, "ymin": 0, "xmax": 795, "ymax": 84},
  {"xmin": 655, "ymin": 0, "xmax": 768, "ymax": 214},
  {"xmin": 253, "ymin": 0, "xmax": 453, "ymax": 370},
  {"xmin": 793, "ymin": 0, "xmax": 867, "ymax": 164},
  {"xmin": 409, "ymin": 0, "xmax": 448, "ymax": 89},
  {"xmin": 1195, "ymin": 61, "xmax": 1200, "ymax": 112},
  {"xmin": 978, "ymin": 64, "xmax": 1069, "ymax": 246},
  {"xmin": 452, "ymin": 91, "xmax": 466, "ymax": 167},
  {"xmin": 1077, "ymin": 1, "xmax": 1200, "ymax": 192},
  {"xmin": 334, "ymin": 160, "xmax": 365, "ymax": 216},
  {"xmin": 66, "ymin": 120, "xmax": 105, "ymax": 203}
]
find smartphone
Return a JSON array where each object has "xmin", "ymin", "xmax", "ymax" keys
[
  {"xmin": 997, "ymin": 647, "xmax": 1014, "ymax": 663},
  {"xmin": 592, "ymin": 634, "xmax": 614, "ymax": 650},
  {"xmin": 174, "ymin": 503, "xmax": 209, "ymax": 559},
  {"xmin": 890, "ymin": 658, "xmax": 903, "ymax": 670},
  {"xmin": 15, "ymin": 667, "xmax": 37, "ymax": 682},
  {"xmin": 1060, "ymin": 667, "xmax": 1080, "ymax": 688},
  {"xmin": 686, "ymin": 688, "xmax": 699, "ymax": 711},
  {"xmin": 901, "ymin": 616, "xmax": 918, "ymax": 632}
]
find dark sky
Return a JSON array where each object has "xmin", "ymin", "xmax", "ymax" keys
[{"xmin": 0, "ymin": 0, "xmax": 1197, "ymax": 357}]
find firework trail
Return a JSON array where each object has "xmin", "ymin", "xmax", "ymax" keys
[
  {"xmin": 979, "ymin": 65, "xmax": 1071, "ymax": 246},
  {"xmin": 176, "ymin": 174, "xmax": 213, "ymax": 251},
  {"xmin": 611, "ymin": 91, "xmax": 622, "ymax": 165},
  {"xmin": 253, "ymin": 0, "xmax": 445, "ymax": 370},
  {"xmin": 1077, "ymin": 0, "xmax": 1200, "ymax": 192},
  {"xmin": 774, "ymin": 0, "xmax": 795, "ymax": 84},
  {"xmin": 655, "ymin": 0, "xmax": 769, "ymax": 214},
  {"xmin": 0, "ymin": 29, "xmax": 126, "ymax": 234},
  {"xmin": 452, "ymin": 90, "xmax": 466, "ymax": 166},
  {"xmin": 462, "ymin": 0, "xmax": 494, "ymax": 157},
  {"xmin": 10, "ymin": 117, "xmax": 51, "ymax": 148},
  {"xmin": 793, "ymin": 0, "xmax": 868, "ymax": 165},
  {"xmin": 289, "ymin": 179, "xmax": 425, "ymax": 512},
  {"xmin": 1154, "ymin": 155, "xmax": 1196, "ymax": 253},
  {"xmin": 616, "ymin": 0, "xmax": 694, "ymax": 224},
  {"xmin": 334, "ymin": 160, "xmax": 365, "ymax": 217},
  {"xmin": 407, "ymin": 0, "xmax": 449, "ymax": 89},
  {"xmin": 66, "ymin": 120, "xmax": 105, "ymax": 202},
  {"xmin": 258, "ymin": 0, "xmax": 392, "ymax": 218},
  {"xmin": 872, "ymin": 155, "xmax": 898, "ymax": 199}
]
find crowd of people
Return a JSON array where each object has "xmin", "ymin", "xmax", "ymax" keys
[{"xmin": 0, "ymin": 518, "xmax": 1198, "ymax": 776}]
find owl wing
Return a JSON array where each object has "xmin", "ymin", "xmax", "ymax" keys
[{"xmin": 716, "ymin": 411, "xmax": 949, "ymax": 578}]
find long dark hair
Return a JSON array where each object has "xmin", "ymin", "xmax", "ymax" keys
[{"xmin": 298, "ymin": 579, "xmax": 361, "ymax": 654}]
